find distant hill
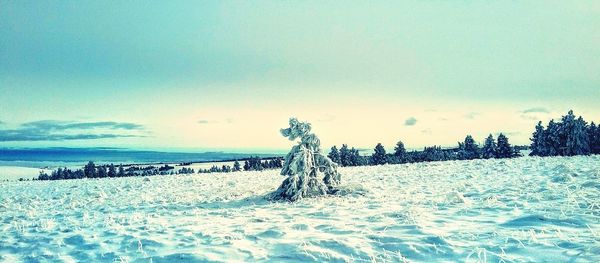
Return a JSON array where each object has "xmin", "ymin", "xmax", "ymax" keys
[{"xmin": 0, "ymin": 147, "xmax": 280, "ymax": 168}]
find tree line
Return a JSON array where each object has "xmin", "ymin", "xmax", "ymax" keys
[
  {"xmin": 327, "ymin": 132, "xmax": 520, "ymax": 167},
  {"xmin": 37, "ymin": 156, "xmax": 283, "ymax": 181},
  {"xmin": 530, "ymin": 110, "xmax": 600, "ymax": 156}
]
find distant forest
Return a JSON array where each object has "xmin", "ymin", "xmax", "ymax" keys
[
  {"xmin": 327, "ymin": 133, "xmax": 522, "ymax": 168},
  {"xmin": 37, "ymin": 157, "xmax": 283, "ymax": 181},
  {"xmin": 35, "ymin": 110, "xmax": 599, "ymax": 181}
]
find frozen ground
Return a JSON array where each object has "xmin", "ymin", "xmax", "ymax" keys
[{"xmin": 0, "ymin": 156, "xmax": 599, "ymax": 262}]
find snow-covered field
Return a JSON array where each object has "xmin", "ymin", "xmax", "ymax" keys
[
  {"xmin": 1, "ymin": 156, "xmax": 599, "ymax": 262},
  {"xmin": 0, "ymin": 166, "xmax": 50, "ymax": 182}
]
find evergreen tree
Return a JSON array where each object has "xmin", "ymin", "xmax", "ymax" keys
[
  {"xmin": 496, "ymin": 133, "xmax": 514, "ymax": 158},
  {"xmin": 222, "ymin": 165, "xmax": 231, "ymax": 172},
  {"xmin": 482, "ymin": 134, "xmax": 497, "ymax": 159},
  {"xmin": 273, "ymin": 157, "xmax": 283, "ymax": 168},
  {"xmin": 52, "ymin": 168, "xmax": 63, "ymax": 180},
  {"xmin": 530, "ymin": 121, "xmax": 546, "ymax": 156},
  {"xmin": 74, "ymin": 169, "xmax": 84, "ymax": 179},
  {"xmin": 118, "ymin": 165, "xmax": 125, "ymax": 177},
  {"xmin": 590, "ymin": 122, "xmax": 600, "ymax": 154},
  {"xmin": 349, "ymin": 147, "xmax": 366, "ymax": 166},
  {"xmin": 84, "ymin": 161, "xmax": 96, "ymax": 178},
  {"xmin": 327, "ymin": 146, "xmax": 341, "ymax": 164},
  {"xmin": 248, "ymin": 156, "xmax": 263, "ymax": 171},
  {"xmin": 97, "ymin": 166, "xmax": 107, "ymax": 178},
  {"xmin": 233, "ymin": 161, "xmax": 241, "ymax": 172},
  {"xmin": 38, "ymin": 171, "xmax": 50, "ymax": 180},
  {"xmin": 545, "ymin": 120, "xmax": 560, "ymax": 156},
  {"xmin": 108, "ymin": 164, "xmax": 117, "ymax": 178},
  {"xmin": 339, "ymin": 144, "xmax": 351, "ymax": 167},
  {"xmin": 566, "ymin": 116, "xmax": 590, "ymax": 155},
  {"xmin": 558, "ymin": 110, "xmax": 576, "ymax": 155},
  {"xmin": 458, "ymin": 135, "xmax": 480, "ymax": 160},
  {"xmin": 371, "ymin": 143, "xmax": 387, "ymax": 165},
  {"xmin": 393, "ymin": 140, "xmax": 406, "ymax": 163},
  {"xmin": 421, "ymin": 146, "xmax": 445, "ymax": 162},
  {"xmin": 596, "ymin": 123, "xmax": 600, "ymax": 154}
]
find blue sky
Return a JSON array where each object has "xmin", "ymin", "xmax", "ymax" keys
[{"xmin": 1, "ymin": 1, "xmax": 599, "ymax": 152}]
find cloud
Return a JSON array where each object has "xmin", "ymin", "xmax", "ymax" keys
[
  {"xmin": 0, "ymin": 120, "xmax": 145, "ymax": 142},
  {"xmin": 519, "ymin": 107, "xmax": 550, "ymax": 120},
  {"xmin": 197, "ymin": 118, "xmax": 234, "ymax": 125},
  {"xmin": 21, "ymin": 120, "xmax": 144, "ymax": 130},
  {"xmin": 404, "ymin": 117, "xmax": 417, "ymax": 126},
  {"xmin": 521, "ymin": 107, "xmax": 550, "ymax": 114},
  {"xmin": 464, "ymin": 112, "xmax": 480, "ymax": 119},
  {"xmin": 317, "ymin": 114, "xmax": 336, "ymax": 122}
]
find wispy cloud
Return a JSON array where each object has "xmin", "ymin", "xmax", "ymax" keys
[
  {"xmin": 404, "ymin": 117, "xmax": 417, "ymax": 126},
  {"xmin": 464, "ymin": 112, "xmax": 480, "ymax": 119},
  {"xmin": 21, "ymin": 120, "xmax": 144, "ymax": 130},
  {"xmin": 521, "ymin": 107, "xmax": 550, "ymax": 114},
  {"xmin": 0, "ymin": 120, "xmax": 145, "ymax": 142},
  {"xmin": 519, "ymin": 107, "xmax": 550, "ymax": 120},
  {"xmin": 197, "ymin": 118, "xmax": 234, "ymax": 125},
  {"xmin": 317, "ymin": 114, "xmax": 336, "ymax": 122}
]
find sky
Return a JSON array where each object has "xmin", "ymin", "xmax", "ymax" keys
[{"xmin": 1, "ymin": 1, "xmax": 599, "ymax": 152}]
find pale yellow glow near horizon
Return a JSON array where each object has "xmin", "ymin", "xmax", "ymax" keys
[{"xmin": 141, "ymin": 100, "xmax": 599, "ymax": 152}]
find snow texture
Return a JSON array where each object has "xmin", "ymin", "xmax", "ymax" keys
[
  {"xmin": 270, "ymin": 118, "xmax": 341, "ymax": 201},
  {"xmin": 0, "ymin": 155, "xmax": 599, "ymax": 262}
]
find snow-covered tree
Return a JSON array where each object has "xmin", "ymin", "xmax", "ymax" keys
[
  {"xmin": 271, "ymin": 118, "xmax": 341, "ymax": 201},
  {"xmin": 84, "ymin": 161, "xmax": 96, "ymax": 178},
  {"xmin": 108, "ymin": 164, "xmax": 117, "ymax": 178},
  {"xmin": 482, "ymin": 134, "xmax": 497, "ymax": 159},
  {"xmin": 596, "ymin": 123, "xmax": 600, "ymax": 154},
  {"xmin": 97, "ymin": 166, "xmax": 107, "ymax": 178},
  {"xmin": 530, "ymin": 121, "xmax": 546, "ymax": 156},
  {"xmin": 339, "ymin": 144, "xmax": 351, "ymax": 167},
  {"xmin": 349, "ymin": 147, "xmax": 366, "ymax": 166},
  {"xmin": 558, "ymin": 110, "xmax": 576, "ymax": 156},
  {"xmin": 233, "ymin": 161, "xmax": 241, "ymax": 172},
  {"xmin": 118, "ymin": 165, "xmax": 125, "ymax": 177},
  {"xmin": 566, "ymin": 116, "xmax": 591, "ymax": 156},
  {"xmin": 371, "ymin": 143, "xmax": 387, "ymax": 165},
  {"xmin": 545, "ymin": 120, "xmax": 560, "ymax": 156},
  {"xmin": 496, "ymin": 133, "xmax": 515, "ymax": 158},
  {"xmin": 327, "ymin": 146, "xmax": 341, "ymax": 164},
  {"xmin": 590, "ymin": 122, "xmax": 600, "ymax": 154},
  {"xmin": 421, "ymin": 146, "xmax": 445, "ymax": 162},
  {"xmin": 458, "ymin": 135, "xmax": 480, "ymax": 160},
  {"xmin": 391, "ymin": 140, "xmax": 406, "ymax": 164}
]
